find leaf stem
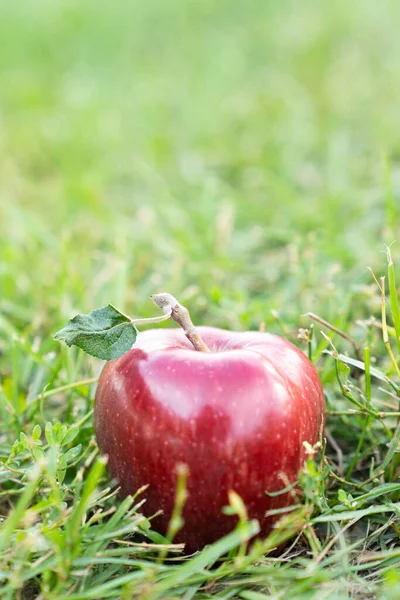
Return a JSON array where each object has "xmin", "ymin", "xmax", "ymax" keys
[
  {"xmin": 151, "ymin": 293, "xmax": 210, "ymax": 352},
  {"xmin": 131, "ymin": 312, "xmax": 172, "ymax": 327}
]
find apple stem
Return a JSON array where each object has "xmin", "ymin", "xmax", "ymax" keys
[{"xmin": 150, "ymin": 293, "xmax": 210, "ymax": 352}]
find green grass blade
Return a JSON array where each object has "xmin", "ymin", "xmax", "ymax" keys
[
  {"xmin": 0, "ymin": 466, "xmax": 42, "ymax": 552},
  {"xmin": 386, "ymin": 246, "xmax": 400, "ymax": 351}
]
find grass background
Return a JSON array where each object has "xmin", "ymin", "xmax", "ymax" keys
[{"xmin": 1, "ymin": 0, "xmax": 400, "ymax": 598}]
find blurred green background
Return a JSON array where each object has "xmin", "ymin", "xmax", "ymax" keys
[
  {"xmin": 1, "ymin": 3, "xmax": 400, "ymax": 596},
  {"xmin": 1, "ymin": 0, "xmax": 399, "ymax": 338}
]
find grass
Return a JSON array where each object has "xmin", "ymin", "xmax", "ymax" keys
[{"xmin": 1, "ymin": 0, "xmax": 400, "ymax": 597}]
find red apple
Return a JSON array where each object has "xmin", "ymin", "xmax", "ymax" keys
[{"xmin": 94, "ymin": 326, "xmax": 325, "ymax": 551}]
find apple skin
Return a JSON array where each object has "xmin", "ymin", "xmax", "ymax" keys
[{"xmin": 94, "ymin": 326, "xmax": 325, "ymax": 551}]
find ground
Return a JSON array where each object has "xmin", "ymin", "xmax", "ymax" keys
[{"xmin": 1, "ymin": 0, "xmax": 400, "ymax": 598}]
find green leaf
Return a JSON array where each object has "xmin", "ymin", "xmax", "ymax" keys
[
  {"xmin": 337, "ymin": 361, "xmax": 350, "ymax": 378},
  {"xmin": 19, "ymin": 432, "xmax": 29, "ymax": 449},
  {"xmin": 32, "ymin": 447, "xmax": 45, "ymax": 461},
  {"xmin": 32, "ymin": 424, "xmax": 42, "ymax": 440},
  {"xmin": 58, "ymin": 469, "xmax": 66, "ymax": 484},
  {"xmin": 63, "ymin": 444, "xmax": 82, "ymax": 465},
  {"xmin": 54, "ymin": 304, "xmax": 137, "ymax": 361},
  {"xmin": 63, "ymin": 426, "xmax": 79, "ymax": 445},
  {"xmin": 45, "ymin": 422, "xmax": 55, "ymax": 445},
  {"xmin": 56, "ymin": 424, "xmax": 68, "ymax": 444}
]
